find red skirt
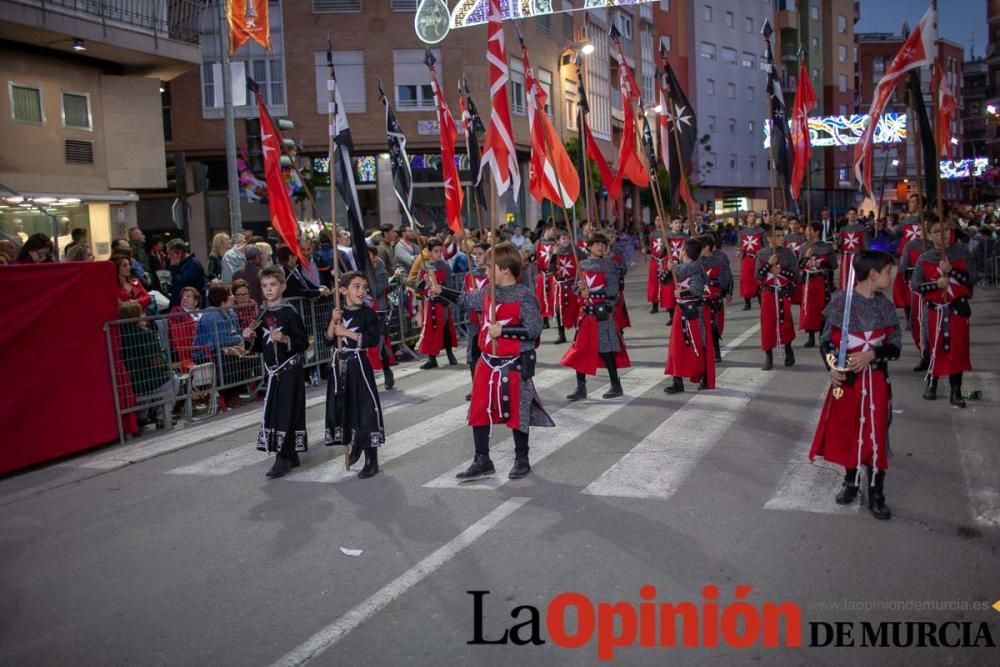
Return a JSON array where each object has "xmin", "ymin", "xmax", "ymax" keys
[
  {"xmin": 536, "ymin": 272, "xmax": 555, "ymax": 318},
  {"xmin": 613, "ymin": 296, "xmax": 631, "ymax": 331},
  {"xmin": 416, "ymin": 300, "xmax": 457, "ymax": 356},
  {"xmin": 560, "ymin": 314, "xmax": 631, "ymax": 376},
  {"xmin": 790, "ymin": 282, "xmax": 804, "ymax": 305},
  {"xmin": 760, "ymin": 288, "xmax": 796, "ymax": 350},
  {"xmin": 927, "ymin": 306, "xmax": 972, "ymax": 377},
  {"xmin": 366, "ymin": 336, "xmax": 395, "ymax": 370},
  {"xmin": 809, "ymin": 368, "xmax": 890, "ymax": 471},
  {"xmin": 664, "ymin": 306, "xmax": 715, "ymax": 386},
  {"xmin": 739, "ymin": 256, "xmax": 759, "ymax": 299},
  {"xmin": 658, "ymin": 281, "xmax": 676, "ymax": 310},
  {"xmin": 799, "ymin": 275, "xmax": 827, "ymax": 332},
  {"xmin": 646, "ymin": 258, "xmax": 660, "ymax": 303},
  {"xmin": 555, "ymin": 282, "xmax": 581, "ymax": 329},
  {"xmin": 891, "ymin": 269, "xmax": 910, "ymax": 308},
  {"xmin": 468, "ymin": 356, "xmax": 522, "ymax": 430}
]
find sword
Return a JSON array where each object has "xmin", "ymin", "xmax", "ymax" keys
[{"xmin": 826, "ymin": 259, "xmax": 856, "ymax": 399}]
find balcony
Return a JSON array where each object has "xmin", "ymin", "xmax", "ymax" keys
[{"xmin": 0, "ymin": 0, "xmax": 203, "ymax": 78}]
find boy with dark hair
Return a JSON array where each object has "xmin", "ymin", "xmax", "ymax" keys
[
  {"xmin": 548, "ymin": 229, "xmax": 586, "ymax": 344},
  {"xmin": 756, "ymin": 226, "xmax": 799, "ymax": 370},
  {"xmin": 324, "ymin": 271, "xmax": 386, "ymax": 478},
  {"xmin": 560, "ymin": 233, "xmax": 631, "ymax": 401},
  {"xmin": 414, "ymin": 238, "xmax": 459, "ymax": 369},
  {"xmin": 810, "ymin": 250, "xmax": 900, "ymax": 520},
  {"xmin": 799, "ymin": 221, "xmax": 835, "ymax": 348},
  {"xmin": 432, "ymin": 243, "xmax": 554, "ymax": 480},
  {"xmin": 242, "ymin": 266, "xmax": 310, "ymax": 478},
  {"xmin": 698, "ymin": 233, "xmax": 731, "ymax": 362},
  {"xmin": 911, "ymin": 220, "xmax": 975, "ymax": 407}
]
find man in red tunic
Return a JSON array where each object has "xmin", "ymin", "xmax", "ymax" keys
[
  {"xmin": 737, "ymin": 212, "xmax": 765, "ymax": 311},
  {"xmin": 798, "ymin": 222, "xmax": 834, "ymax": 349},
  {"xmin": 809, "ymin": 250, "xmax": 900, "ymax": 520},
  {"xmin": 755, "ymin": 227, "xmax": 799, "ymax": 370}
]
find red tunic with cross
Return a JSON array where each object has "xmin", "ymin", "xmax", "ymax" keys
[
  {"xmin": 552, "ymin": 251, "xmax": 581, "ymax": 329},
  {"xmin": 738, "ymin": 230, "xmax": 764, "ymax": 299},
  {"xmin": 468, "ymin": 294, "xmax": 526, "ymax": 429},
  {"xmin": 416, "ymin": 264, "xmax": 457, "ymax": 356},
  {"xmin": 918, "ymin": 253, "xmax": 973, "ymax": 377},
  {"xmin": 535, "ymin": 242, "xmax": 556, "ymax": 318}
]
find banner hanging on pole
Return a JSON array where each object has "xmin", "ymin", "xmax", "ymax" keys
[{"xmin": 227, "ymin": 0, "xmax": 271, "ymax": 54}]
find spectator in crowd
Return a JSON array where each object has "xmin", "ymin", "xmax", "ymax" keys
[
  {"xmin": 118, "ymin": 301, "xmax": 177, "ymax": 430},
  {"xmin": 128, "ymin": 227, "xmax": 150, "ymax": 275},
  {"xmin": 207, "ymin": 232, "xmax": 232, "ymax": 283},
  {"xmin": 116, "ymin": 239, "xmax": 150, "ymax": 286},
  {"xmin": 110, "ymin": 302, "xmax": 142, "ymax": 438},
  {"xmin": 233, "ymin": 245, "xmax": 264, "ymax": 303},
  {"xmin": 394, "ymin": 226, "xmax": 420, "ymax": 275},
  {"xmin": 255, "ymin": 240, "xmax": 273, "ymax": 267},
  {"xmin": 147, "ymin": 235, "xmax": 170, "ymax": 292},
  {"xmin": 231, "ymin": 278, "xmax": 258, "ymax": 330},
  {"xmin": 168, "ymin": 286, "xmax": 205, "ymax": 372},
  {"xmin": 0, "ymin": 239, "xmax": 19, "ymax": 264},
  {"xmin": 167, "ymin": 239, "xmax": 206, "ymax": 308},
  {"xmin": 511, "ymin": 224, "xmax": 526, "ymax": 249},
  {"xmin": 194, "ymin": 285, "xmax": 245, "ymax": 408},
  {"xmin": 316, "ymin": 232, "xmax": 334, "ymax": 281},
  {"xmin": 114, "ymin": 252, "xmax": 151, "ymax": 310},
  {"xmin": 378, "ymin": 223, "xmax": 398, "ymax": 273},
  {"xmin": 299, "ymin": 239, "xmax": 322, "ymax": 288},
  {"xmin": 63, "ymin": 228, "xmax": 88, "ymax": 258},
  {"xmin": 64, "ymin": 244, "xmax": 93, "ymax": 262},
  {"xmin": 13, "ymin": 233, "xmax": 52, "ymax": 264},
  {"xmin": 336, "ymin": 227, "xmax": 358, "ymax": 271},
  {"xmin": 276, "ymin": 245, "xmax": 324, "ymax": 299},
  {"xmin": 221, "ymin": 233, "xmax": 248, "ymax": 284}
]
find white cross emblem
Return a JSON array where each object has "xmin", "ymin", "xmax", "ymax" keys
[
  {"xmin": 558, "ymin": 256, "xmax": 574, "ymax": 276},
  {"xmin": 475, "ymin": 277, "xmax": 488, "ymax": 290},
  {"xmin": 263, "ymin": 324, "xmax": 283, "ymax": 345},
  {"xmin": 481, "ymin": 306, "xmax": 512, "ymax": 345},
  {"xmin": 585, "ymin": 273, "xmax": 601, "ymax": 290},
  {"xmin": 742, "ymin": 236, "xmax": 761, "ymax": 252},
  {"xmin": 847, "ymin": 330, "xmax": 886, "ymax": 352},
  {"xmin": 842, "ymin": 233, "xmax": 861, "ymax": 251}
]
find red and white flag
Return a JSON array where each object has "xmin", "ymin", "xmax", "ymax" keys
[
  {"xmin": 609, "ymin": 29, "xmax": 649, "ymax": 199},
  {"xmin": 936, "ymin": 68, "xmax": 958, "ymax": 158},
  {"xmin": 256, "ymin": 92, "xmax": 304, "ymax": 264},
  {"xmin": 426, "ymin": 54, "xmax": 464, "ymax": 235},
  {"xmin": 790, "ymin": 62, "xmax": 817, "ymax": 201},
  {"xmin": 478, "ymin": 0, "xmax": 520, "ymax": 201},
  {"xmin": 521, "ymin": 38, "xmax": 579, "ymax": 208},
  {"xmin": 853, "ymin": 5, "xmax": 936, "ymax": 198}
]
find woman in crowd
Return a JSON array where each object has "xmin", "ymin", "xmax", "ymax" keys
[
  {"xmin": 194, "ymin": 285, "xmax": 245, "ymax": 408},
  {"xmin": 114, "ymin": 252, "xmax": 151, "ymax": 311},
  {"xmin": 168, "ymin": 286, "xmax": 205, "ymax": 372},
  {"xmin": 13, "ymin": 233, "xmax": 52, "ymax": 264},
  {"xmin": 207, "ymin": 233, "xmax": 232, "ymax": 283},
  {"xmin": 231, "ymin": 278, "xmax": 259, "ymax": 330},
  {"xmin": 119, "ymin": 301, "xmax": 177, "ymax": 430},
  {"xmin": 255, "ymin": 241, "xmax": 273, "ymax": 268},
  {"xmin": 65, "ymin": 245, "xmax": 93, "ymax": 262}
]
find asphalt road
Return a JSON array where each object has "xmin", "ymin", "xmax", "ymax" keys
[{"xmin": 2, "ymin": 252, "xmax": 998, "ymax": 666}]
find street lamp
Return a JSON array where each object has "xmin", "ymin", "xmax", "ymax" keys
[
  {"xmin": 891, "ymin": 159, "xmax": 899, "ymax": 167},
  {"xmin": 561, "ymin": 41, "xmax": 593, "ymax": 65},
  {"xmin": 987, "ymin": 104, "xmax": 997, "ymax": 115}
]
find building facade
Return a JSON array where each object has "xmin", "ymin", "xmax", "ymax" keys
[{"xmin": 0, "ymin": 0, "xmax": 201, "ymax": 257}]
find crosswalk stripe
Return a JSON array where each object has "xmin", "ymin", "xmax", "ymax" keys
[
  {"xmin": 582, "ymin": 367, "xmax": 771, "ymax": 500},
  {"xmin": 165, "ymin": 370, "xmax": 470, "ymax": 477},
  {"xmin": 424, "ymin": 368, "xmax": 666, "ymax": 490},
  {"xmin": 952, "ymin": 371, "xmax": 1000, "ymax": 527},
  {"xmin": 283, "ymin": 370, "xmax": 568, "ymax": 483},
  {"xmin": 762, "ymin": 387, "xmax": 861, "ymax": 514}
]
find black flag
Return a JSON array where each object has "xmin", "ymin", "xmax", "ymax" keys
[
  {"xmin": 378, "ymin": 78, "xmax": 417, "ymax": 228},
  {"xmin": 661, "ymin": 60, "xmax": 699, "ymax": 213},
  {"xmin": 763, "ymin": 20, "xmax": 794, "ymax": 211},
  {"xmin": 906, "ymin": 70, "xmax": 938, "ymax": 206},
  {"xmin": 461, "ymin": 77, "xmax": 488, "ymax": 211},
  {"xmin": 326, "ymin": 44, "xmax": 370, "ymax": 279}
]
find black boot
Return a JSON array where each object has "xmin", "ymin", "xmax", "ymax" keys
[
  {"xmin": 762, "ymin": 351, "xmax": 774, "ymax": 371},
  {"xmin": 913, "ymin": 352, "xmax": 930, "ymax": 372},
  {"xmin": 922, "ymin": 376, "xmax": 938, "ymax": 400},
  {"xmin": 868, "ymin": 470, "xmax": 891, "ymax": 520},
  {"xmin": 289, "ymin": 450, "xmax": 301, "ymax": 469},
  {"xmin": 445, "ymin": 347, "xmax": 459, "ymax": 366},
  {"xmin": 383, "ymin": 365, "xmax": 395, "ymax": 391},
  {"xmin": 784, "ymin": 343, "xmax": 796, "ymax": 367},
  {"xmin": 567, "ymin": 374, "xmax": 587, "ymax": 401},
  {"xmin": 698, "ymin": 375, "xmax": 709, "ymax": 390},
  {"xmin": 803, "ymin": 331, "xmax": 816, "ymax": 348},
  {"xmin": 602, "ymin": 380, "xmax": 623, "ymax": 399},
  {"xmin": 420, "ymin": 355, "xmax": 439, "ymax": 370},
  {"xmin": 359, "ymin": 447, "xmax": 379, "ymax": 479},
  {"xmin": 543, "ymin": 317, "xmax": 551, "ymax": 329},
  {"xmin": 265, "ymin": 453, "xmax": 291, "ymax": 479},
  {"xmin": 553, "ymin": 325, "xmax": 567, "ymax": 344},
  {"xmin": 601, "ymin": 353, "xmax": 623, "ymax": 399},
  {"xmin": 456, "ymin": 454, "xmax": 495, "ymax": 481},
  {"xmin": 742, "ymin": 298, "xmax": 752, "ymax": 311},
  {"xmin": 663, "ymin": 377, "xmax": 684, "ymax": 394},
  {"xmin": 949, "ymin": 373, "xmax": 966, "ymax": 408},
  {"xmin": 348, "ymin": 443, "xmax": 363, "ymax": 467},
  {"xmin": 667, "ymin": 312, "xmax": 674, "ymax": 326},
  {"xmin": 835, "ymin": 468, "xmax": 859, "ymax": 505},
  {"xmin": 649, "ymin": 302, "xmax": 659, "ymax": 314},
  {"xmin": 713, "ymin": 336, "xmax": 722, "ymax": 363},
  {"xmin": 508, "ymin": 457, "xmax": 531, "ymax": 479}
]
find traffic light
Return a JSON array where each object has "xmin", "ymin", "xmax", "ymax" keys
[
  {"xmin": 275, "ymin": 118, "xmax": 295, "ymax": 168},
  {"xmin": 165, "ymin": 151, "xmax": 187, "ymax": 195},
  {"xmin": 244, "ymin": 118, "xmax": 264, "ymax": 178}
]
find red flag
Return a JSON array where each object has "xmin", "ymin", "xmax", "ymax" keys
[
  {"xmin": 227, "ymin": 0, "xmax": 270, "ymax": 54},
  {"xmin": 610, "ymin": 35, "xmax": 649, "ymax": 199},
  {"xmin": 936, "ymin": 67, "xmax": 958, "ymax": 158},
  {"xmin": 853, "ymin": 5, "xmax": 936, "ymax": 198},
  {"xmin": 427, "ymin": 61, "xmax": 464, "ymax": 235},
  {"xmin": 521, "ymin": 40, "xmax": 580, "ymax": 207},
  {"xmin": 790, "ymin": 63, "xmax": 817, "ymax": 201},
  {"xmin": 256, "ymin": 93, "xmax": 304, "ymax": 264},
  {"xmin": 479, "ymin": 0, "xmax": 520, "ymax": 200},
  {"xmin": 583, "ymin": 120, "xmax": 616, "ymax": 198}
]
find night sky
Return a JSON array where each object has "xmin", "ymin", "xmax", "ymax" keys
[{"xmin": 854, "ymin": 0, "xmax": 986, "ymax": 57}]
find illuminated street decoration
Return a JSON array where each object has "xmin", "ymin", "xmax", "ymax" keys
[
  {"xmin": 940, "ymin": 158, "xmax": 988, "ymax": 180},
  {"xmin": 764, "ymin": 113, "xmax": 907, "ymax": 149},
  {"xmin": 449, "ymin": 0, "xmax": 658, "ymax": 29}
]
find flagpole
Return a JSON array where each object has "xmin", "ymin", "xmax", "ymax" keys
[
  {"xmin": 764, "ymin": 28, "xmax": 778, "ymax": 247},
  {"xmin": 876, "ymin": 144, "xmax": 892, "ymax": 220},
  {"xmin": 930, "ymin": 0, "xmax": 946, "ymax": 246},
  {"xmin": 217, "ymin": 0, "xmax": 243, "ymax": 236},
  {"xmin": 577, "ymin": 58, "xmax": 599, "ymax": 223}
]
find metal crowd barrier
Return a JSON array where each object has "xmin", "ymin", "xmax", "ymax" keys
[{"xmin": 103, "ymin": 281, "xmax": 474, "ymax": 445}]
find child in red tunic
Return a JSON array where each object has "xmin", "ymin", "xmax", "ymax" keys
[
  {"xmin": 809, "ymin": 250, "xmax": 900, "ymax": 520},
  {"xmin": 663, "ymin": 238, "xmax": 716, "ymax": 393},
  {"xmin": 414, "ymin": 239, "xmax": 459, "ymax": 369}
]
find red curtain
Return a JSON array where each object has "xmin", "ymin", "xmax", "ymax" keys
[{"xmin": 0, "ymin": 262, "xmax": 120, "ymax": 474}]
